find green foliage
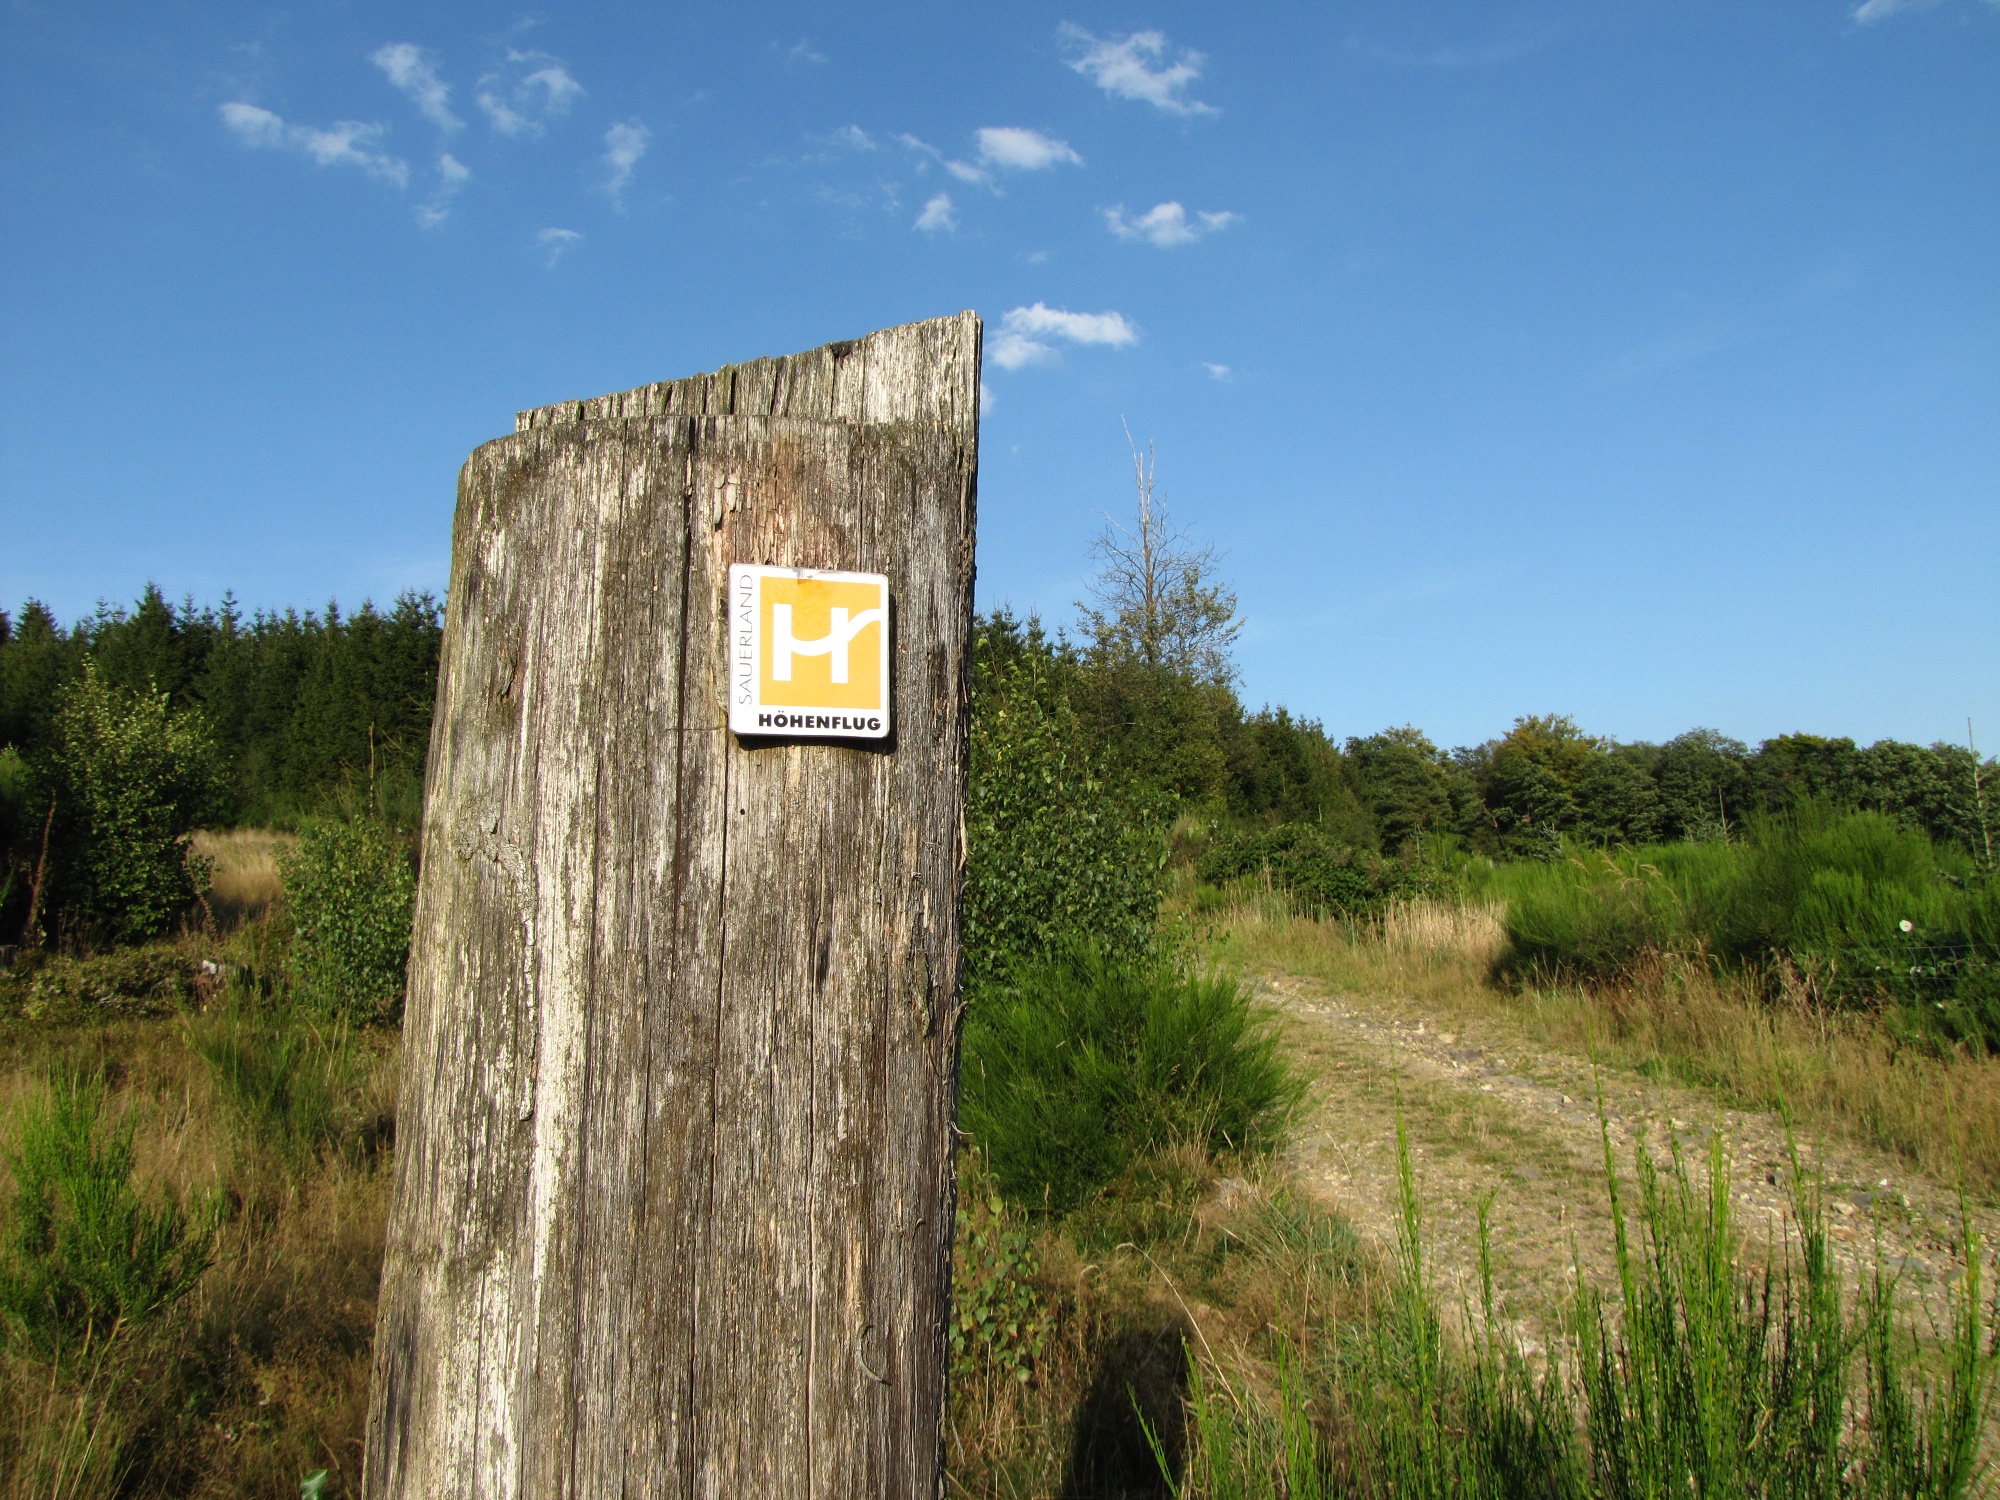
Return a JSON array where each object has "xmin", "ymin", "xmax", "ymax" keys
[
  {"xmin": 10, "ymin": 944, "xmax": 197, "ymax": 1023},
  {"xmin": 950, "ymin": 1167, "xmax": 1051, "ymax": 1388},
  {"xmin": 34, "ymin": 660, "xmax": 223, "ymax": 944},
  {"xmin": 280, "ymin": 817, "xmax": 416, "ymax": 1022},
  {"xmin": 1475, "ymin": 715, "xmax": 1663, "ymax": 857},
  {"xmin": 1198, "ymin": 822, "xmax": 1440, "ymax": 917},
  {"xmin": 0, "ymin": 1073, "xmax": 214, "ymax": 1356},
  {"xmin": 960, "ymin": 949, "xmax": 1296, "ymax": 1214},
  {"xmin": 188, "ymin": 1006, "xmax": 368, "ymax": 1171},
  {"xmin": 1489, "ymin": 808, "xmax": 2000, "ymax": 1049},
  {"xmin": 964, "ymin": 616, "xmax": 1167, "ymax": 987},
  {"xmin": 1342, "ymin": 728, "xmax": 1463, "ymax": 854}
]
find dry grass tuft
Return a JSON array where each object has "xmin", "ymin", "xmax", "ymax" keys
[{"xmin": 191, "ymin": 829, "xmax": 294, "ymax": 927}]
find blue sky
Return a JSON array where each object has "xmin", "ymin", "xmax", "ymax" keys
[{"xmin": 2, "ymin": 1, "xmax": 1995, "ymax": 751}]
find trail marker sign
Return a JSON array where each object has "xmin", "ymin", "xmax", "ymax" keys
[{"xmin": 729, "ymin": 564, "xmax": 891, "ymax": 739}]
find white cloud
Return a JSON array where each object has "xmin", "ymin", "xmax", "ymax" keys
[
  {"xmin": 897, "ymin": 127, "xmax": 1081, "ymax": 191},
  {"xmin": 1852, "ymin": 0, "xmax": 1930, "ymax": 18},
  {"xmin": 537, "ymin": 226, "xmax": 582, "ymax": 267},
  {"xmin": 1059, "ymin": 25, "xmax": 1217, "ymax": 116},
  {"xmin": 991, "ymin": 302, "xmax": 1139, "ymax": 370},
  {"xmin": 915, "ymin": 192, "xmax": 957, "ymax": 233},
  {"xmin": 478, "ymin": 50, "xmax": 583, "ymax": 137},
  {"xmin": 1202, "ymin": 363, "xmax": 1232, "ymax": 381},
  {"xmin": 602, "ymin": 120, "xmax": 649, "ymax": 205},
  {"xmin": 832, "ymin": 125, "xmax": 877, "ymax": 152},
  {"xmin": 786, "ymin": 38, "xmax": 829, "ymax": 65},
  {"xmin": 976, "ymin": 126, "xmax": 1082, "ymax": 172},
  {"xmin": 980, "ymin": 379, "xmax": 996, "ymax": 412},
  {"xmin": 415, "ymin": 152, "xmax": 469, "ymax": 228},
  {"xmin": 1104, "ymin": 201, "xmax": 1237, "ymax": 247},
  {"xmin": 373, "ymin": 43, "xmax": 460, "ymax": 130},
  {"xmin": 219, "ymin": 102, "xmax": 409, "ymax": 187}
]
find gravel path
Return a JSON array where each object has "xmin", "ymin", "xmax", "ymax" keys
[{"xmin": 1259, "ymin": 970, "xmax": 2000, "ymax": 1355}]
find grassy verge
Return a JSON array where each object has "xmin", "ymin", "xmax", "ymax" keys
[
  {"xmin": 1195, "ymin": 890, "xmax": 2000, "ymax": 1199},
  {"xmin": 0, "ymin": 978, "xmax": 395, "ymax": 1497}
]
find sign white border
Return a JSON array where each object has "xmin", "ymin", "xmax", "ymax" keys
[{"xmin": 727, "ymin": 564, "xmax": 892, "ymax": 741}]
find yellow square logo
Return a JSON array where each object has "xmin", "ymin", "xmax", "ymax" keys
[{"xmin": 728, "ymin": 565, "xmax": 890, "ymax": 740}]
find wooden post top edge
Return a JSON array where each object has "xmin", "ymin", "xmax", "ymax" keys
[{"xmin": 508, "ymin": 311, "xmax": 981, "ymax": 437}]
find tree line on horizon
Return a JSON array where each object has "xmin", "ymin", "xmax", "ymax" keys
[{"xmin": 0, "ymin": 579, "xmax": 1991, "ymax": 946}]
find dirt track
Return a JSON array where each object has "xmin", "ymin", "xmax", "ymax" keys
[{"xmin": 1259, "ymin": 970, "xmax": 2000, "ymax": 1354}]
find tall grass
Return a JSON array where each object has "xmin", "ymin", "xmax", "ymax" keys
[
  {"xmin": 1165, "ymin": 1114, "xmax": 1998, "ymax": 1498},
  {"xmin": 0, "ymin": 1012, "xmax": 395, "ymax": 1497},
  {"xmin": 961, "ymin": 949, "xmax": 1299, "ymax": 1213},
  {"xmin": 0, "ymin": 1072, "xmax": 214, "ymax": 1358},
  {"xmin": 187, "ymin": 1003, "xmax": 374, "ymax": 1176}
]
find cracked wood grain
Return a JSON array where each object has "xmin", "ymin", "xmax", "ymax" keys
[{"xmin": 365, "ymin": 313, "xmax": 980, "ymax": 1500}]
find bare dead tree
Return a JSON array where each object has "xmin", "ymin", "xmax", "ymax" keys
[{"xmin": 1077, "ymin": 423, "xmax": 1241, "ymax": 686}]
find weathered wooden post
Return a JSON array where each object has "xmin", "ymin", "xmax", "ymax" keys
[{"xmin": 363, "ymin": 313, "xmax": 980, "ymax": 1498}]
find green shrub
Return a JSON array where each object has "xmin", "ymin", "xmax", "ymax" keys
[
  {"xmin": 965, "ymin": 635, "xmax": 1167, "ymax": 988},
  {"xmin": 281, "ymin": 817, "xmax": 415, "ymax": 1021},
  {"xmin": 950, "ymin": 1164, "xmax": 1051, "ymax": 1388},
  {"xmin": 8, "ymin": 944, "xmax": 196, "ymax": 1023},
  {"xmin": 961, "ymin": 950, "xmax": 1296, "ymax": 1214},
  {"xmin": 0, "ymin": 1074, "xmax": 214, "ymax": 1356},
  {"xmin": 32, "ymin": 660, "xmax": 222, "ymax": 945},
  {"xmin": 1198, "ymin": 822, "xmax": 1437, "ymax": 917},
  {"xmin": 1489, "ymin": 808, "xmax": 2000, "ymax": 1050}
]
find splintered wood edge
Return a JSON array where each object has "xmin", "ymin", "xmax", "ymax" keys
[{"xmin": 510, "ymin": 311, "xmax": 982, "ymax": 435}]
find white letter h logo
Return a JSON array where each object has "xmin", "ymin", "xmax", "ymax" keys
[{"xmin": 772, "ymin": 604, "xmax": 884, "ymax": 683}]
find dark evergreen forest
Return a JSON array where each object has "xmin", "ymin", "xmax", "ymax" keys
[{"xmin": 0, "ymin": 585, "xmax": 442, "ymax": 831}]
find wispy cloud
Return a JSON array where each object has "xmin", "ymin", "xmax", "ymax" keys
[
  {"xmin": 976, "ymin": 126, "xmax": 1081, "ymax": 171},
  {"xmin": 478, "ymin": 49, "xmax": 584, "ymax": 137},
  {"xmin": 899, "ymin": 127, "xmax": 1081, "ymax": 190},
  {"xmin": 1852, "ymin": 0, "xmax": 1947, "ymax": 19},
  {"xmin": 537, "ymin": 226, "xmax": 582, "ymax": 267},
  {"xmin": 991, "ymin": 303, "xmax": 1139, "ymax": 370},
  {"xmin": 1596, "ymin": 320, "xmax": 1767, "ymax": 385},
  {"xmin": 1059, "ymin": 25, "xmax": 1216, "ymax": 116},
  {"xmin": 1105, "ymin": 201, "xmax": 1237, "ymax": 247},
  {"xmin": 915, "ymin": 192, "xmax": 957, "ymax": 233},
  {"xmin": 416, "ymin": 153, "xmax": 469, "ymax": 228},
  {"xmin": 602, "ymin": 120, "xmax": 649, "ymax": 205},
  {"xmin": 219, "ymin": 102, "xmax": 409, "ymax": 187},
  {"xmin": 784, "ymin": 37, "xmax": 829, "ymax": 66},
  {"xmin": 372, "ymin": 43, "xmax": 460, "ymax": 131},
  {"xmin": 1203, "ymin": 363, "xmax": 1232, "ymax": 381}
]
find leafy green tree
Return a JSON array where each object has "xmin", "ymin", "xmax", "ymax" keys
[
  {"xmin": 963, "ymin": 618, "xmax": 1166, "ymax": 990},
  {"xmin": 1572, "ymin": 750, "xmax": 1663, "ymax": 846},
  {"xmin": 1224, "ymin": 708, "xmax": 1375, "ymax": 843},
  {"xmin": 282, "ymin": 817, "xmax": 417, "ymax": 1021},
  {"xmin": 1751, "ymin": 734, "xmax": 1864, "ymax": 811},
  {"xmin": 34, "ymin": 661, "xmax": 223, "ymax": 944},
  {"xmin": 1068, "ymin": 434, "xmax": 1246, "ymax": 810},
  {"xmin": 1345, "ymin": 727, "xmax": 1458, "ymax": 853},
  {"xmin": 1654, "ymin": 729, "xmax": 1752, "ymax": 841}
]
